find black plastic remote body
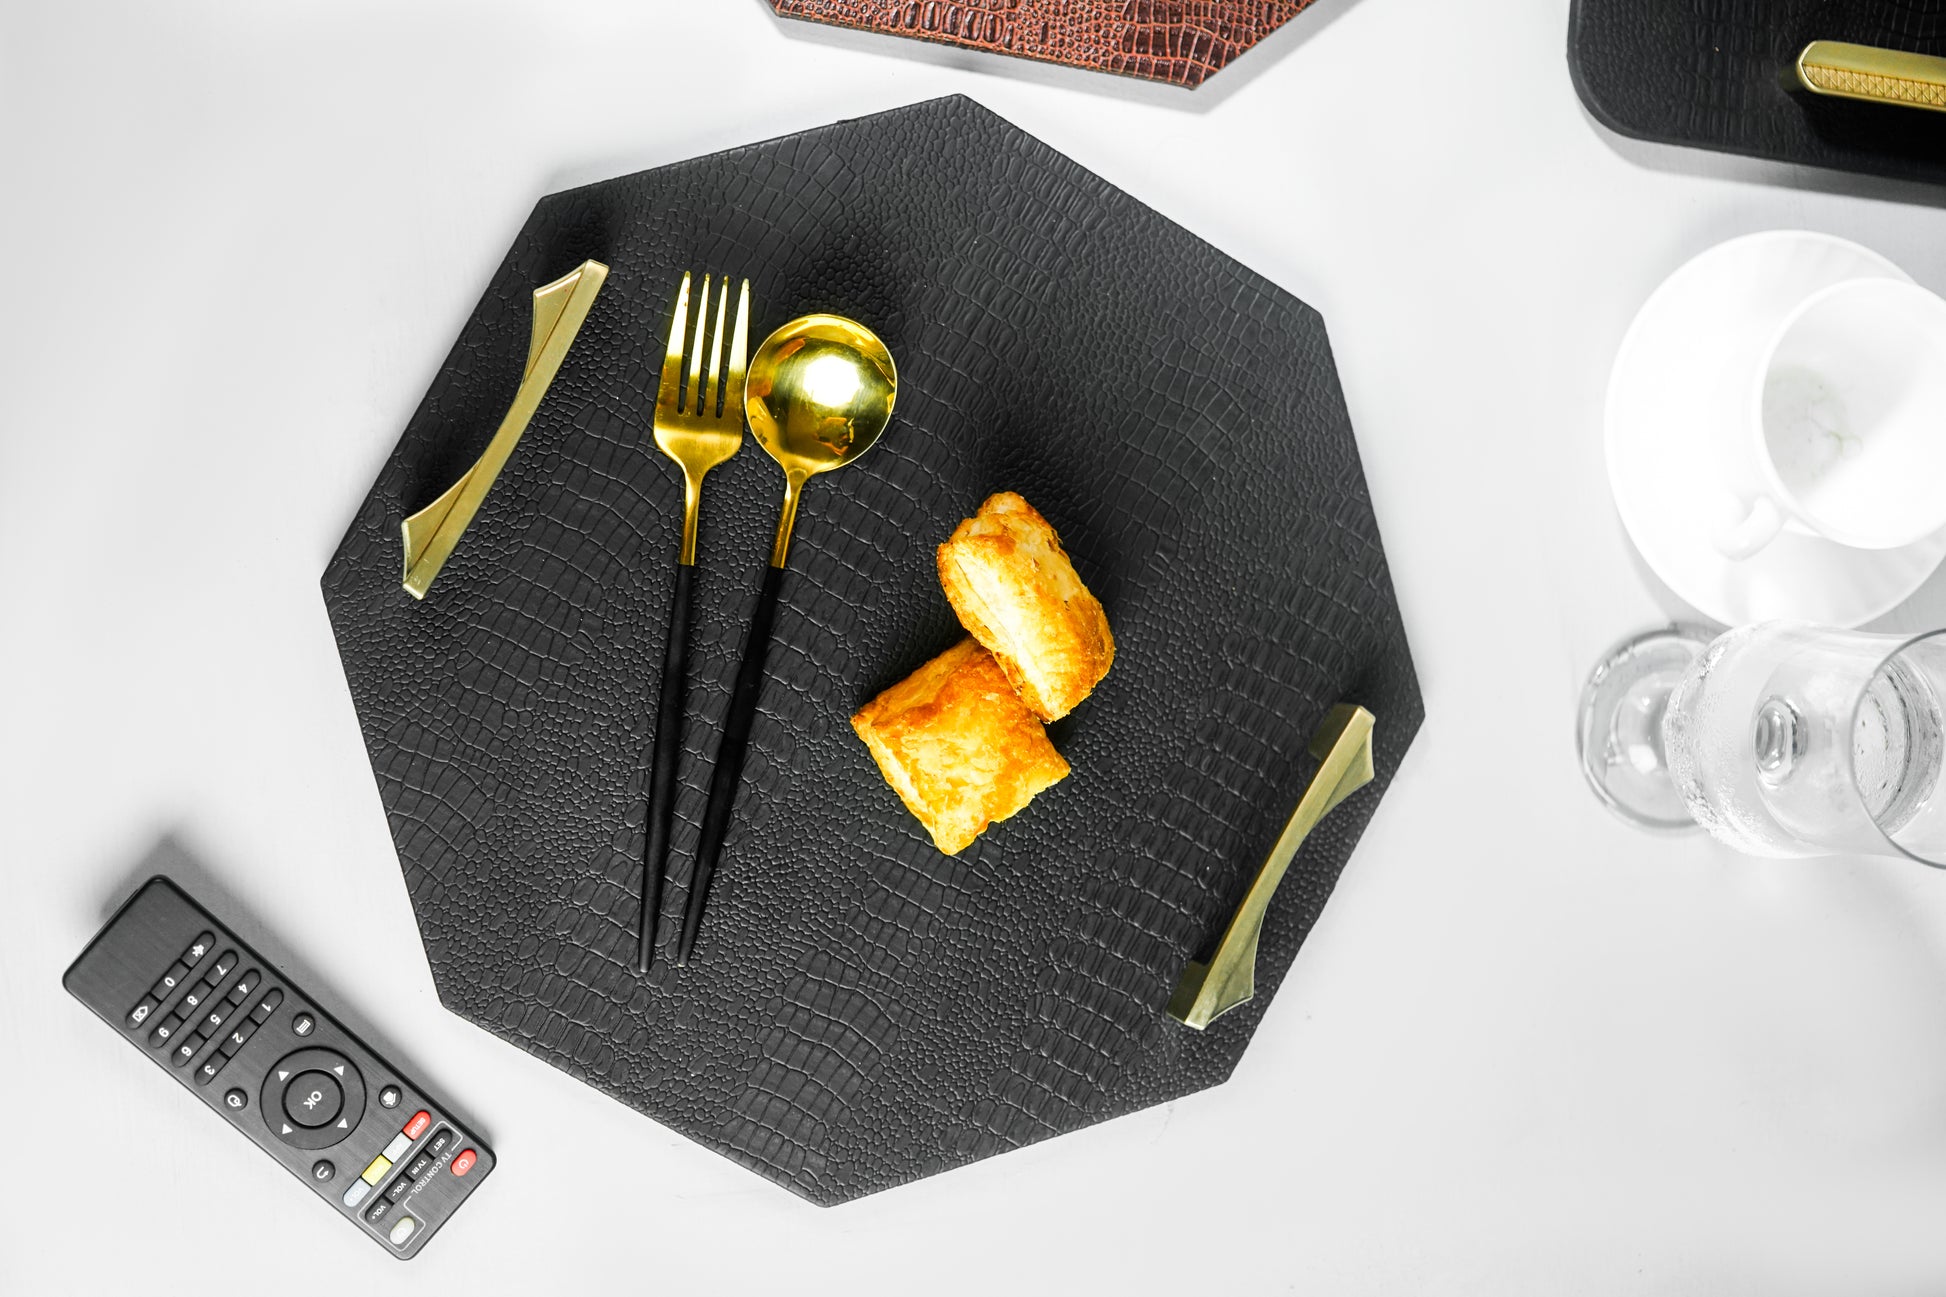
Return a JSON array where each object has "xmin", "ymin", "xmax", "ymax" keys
[{"xmin": 63, "ymin": 875, "xmax": 494, "ymax": 1258}]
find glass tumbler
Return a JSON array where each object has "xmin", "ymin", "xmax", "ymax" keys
[{"xmin": 1579, "ymin": 622, "xmax": 1946, "ymax": 863}]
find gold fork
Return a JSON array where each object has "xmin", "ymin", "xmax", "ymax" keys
[{"xmin": 637, "ymin": 271, "xmax": 751, "ymax": 973}]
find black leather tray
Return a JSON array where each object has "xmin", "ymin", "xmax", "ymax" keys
[
  {"xmin": 322, "ymin": 95, "xmax": 1422, "ymax": 1205},
  {"xmin": 1570, "ymin": 0, "xmax": 1946, "ymax": 187}
]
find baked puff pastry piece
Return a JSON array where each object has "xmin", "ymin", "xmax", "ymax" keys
[
  {"xmin": 937, "ymin": 492, "xmax": 1114, "ymax": 721},
  {"xmin": 851, "ymin": 639, "xmax": 1070, "ymax": 854}
]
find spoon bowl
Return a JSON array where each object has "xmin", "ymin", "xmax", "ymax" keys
[{"xmin": 744, "ymin": 314, "xmax": 897, "ymax": 565}]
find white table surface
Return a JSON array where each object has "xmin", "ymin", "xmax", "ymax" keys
[{"xmin": 10, "ymin": 2, "xmax": 1946, "ymax": 1293}]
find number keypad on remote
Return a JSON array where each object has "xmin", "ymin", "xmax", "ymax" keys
[{"xmin": 65, "ymin": 877, "xmax": 494, "ymax": 1259}]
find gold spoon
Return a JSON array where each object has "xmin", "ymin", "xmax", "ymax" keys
[{"xmin": 677, "ymin": 314, "xmax": 897, "ymax": 964}]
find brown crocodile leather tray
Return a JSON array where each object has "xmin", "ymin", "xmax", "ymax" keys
[
  {"xmin": 771, "ymin": 0, "xmax": 1318, "ymax": 88},
  {"xmin": 322, "ymin": 95, "xmax": 1421, "ymax": 1204}
]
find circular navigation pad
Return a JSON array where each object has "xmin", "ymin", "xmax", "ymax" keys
[{"xmin": 262, "ymin": 1048, "xmax": 365, "ymax": 1150}]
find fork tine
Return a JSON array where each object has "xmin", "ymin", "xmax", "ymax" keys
[
  {"xmin": 724, "ymin": 279, "xmax": 751, "ymax": 406},
  {"xmin": 658, "ymin": 272, "xmax": 691, "ymax": 413},
  {"xmin": 687, "ymin": 274, "xmax": 711, "ymax": 415},
  {"xmin": 704, "ymin": 275, "xmax": 730, "ymax": 416}
]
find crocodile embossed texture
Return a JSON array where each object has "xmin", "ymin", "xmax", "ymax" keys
[
  {"xmin": 322, "ymin": 95, "xmax": 1422, "ymax": 1204},
  {"xmin": 1570, "ymin": 0, "xmax": 1946, "ymax": 186},
  {"xmin": 771, "ymin": 0, "xmax": 1315, "ymax": 87}
]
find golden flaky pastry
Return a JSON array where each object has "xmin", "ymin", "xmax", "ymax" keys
[
  {"xmin": 850, "ymin": 639, "xmax": 1070, "ymax": 854},
  {"xmin": 936, "ymin": 492, "xmax": 1115, "ymax": 720}
]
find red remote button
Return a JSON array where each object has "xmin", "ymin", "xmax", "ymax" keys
[
  {"xmin": 451, "ymin": 1149, "xmax": 477, "ymax": 1177},
  {"xmin": 402, "ymin": 1111, "xmax": 431, "ymax": 1140}
]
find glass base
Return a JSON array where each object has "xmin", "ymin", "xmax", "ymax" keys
[{"xmin": 1578, "ymin": 625, "xmax": 1716, "ymax": 831}]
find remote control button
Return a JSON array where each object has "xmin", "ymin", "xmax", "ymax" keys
[
  {"xmin": 381, "ymin": 1131, "xmax": 412, "ymax": 1162},
  {"xmin": 182, "ymin": 933, "xmax": 215, "ymax": 965},
  {"xmin": 263, "ymin": 1049, "xmax": 365, "ymax": 1150},
  {"xmin": 451, "ymin": 1149, "xmax": 477, "ymax": 1177},
  {"xmin": 386, "ymin": 1174, "xmax": 413, "ymax": 1201},
  {"xmin": 387, "ymin": 1215, "xmax": 418, "ymax": 1248},
  {"xmin": 341, "ymin": 1179, "xmax": 371, "ymax": 1209},
  {"xmin": 149, "ymin": 1015, "xmax": 185, "ymax": 1047},
  {"xmin": 224, "ymin": 1089, "xmax": 248, "ymax": 1112},
  {"xmin": 201, "ymin": 1001, "xmax": 234, "ymax": 1035},
  {"xmin": 284, "ymin": 1071, "xmax": 343, "ymax": 1128},
  {"xmin": 360, "ymin": 1154, "xmax": 392, "ymax": 1186},
  {"xmin": 378, "ymin": 1086, "xmax": 401, "ymax": 1110},
  {"xmin": 218, "ymin": 1018, "xmax": 258, "ymax": 1057},
  {"xmin": 364, "ymin": 1195, "xmax": 393, "ymax": 1224},
  {"xmin": 210, "ymin": 950, "xmax": 237, "ymax": 980},
  {"xmin": 126, "ymin": 997, "xmax": 160, "ymax": 1028},
  {"xmin": 226, "ymin": 969, "xmax": 260, "ymax": 1003},
  {"xmin": 311, "ymin": 1160, "xmax": 335, "ymax": 1183},
  {"xmin": 250, "ymin": 989, "xmax": 282, "ymax": 1022},
  {"xmin": 173, "ymin": 1037, "xmax": 204, "ymax": 1067},
  {"xmin": 179, "ymin": 986, "xmax": 206, "ymax": 1014},
  {"xmin": 150, "ymin": 962, "xmax": 190, "ymax": 997},
  {"xmin": 404, "ymin": 1153, "xmax": 432, "ymax": 1180},
  {"xmin": 292, "ymin": 1012, "xmax": 315, "ymax": 1037},
  {"xmin": 425, "ymin": 1128, "xmax": 452, "ymax": 1158},
  {"xmin": 402, "ymin": 1110, "xmax": 431, "ymax": 1141},
  {"xmin": 195, "ymin": 1053, "xmax": 227, "ymax": 1086}
]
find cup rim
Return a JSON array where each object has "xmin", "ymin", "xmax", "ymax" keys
[
  {"xmin": 1851, "ymin": 627, "xmax": 1946, "ymax": 868},
  {"xmin": 1749, "ymin": 277, "xmax": 1946, "ymax": 552}
]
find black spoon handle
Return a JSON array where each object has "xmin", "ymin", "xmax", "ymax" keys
[
  {"xmin": 678, "ymin": 562, "xmax": 786, "ymax": 965},
  {"xmin": 636, "ymin": 561, "xmax": 696, "ymax": 973}
]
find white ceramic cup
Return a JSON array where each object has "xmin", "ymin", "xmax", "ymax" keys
[{"xmin": 1713, "ymin": 277, "xmax": 1946, "ymax": 559}]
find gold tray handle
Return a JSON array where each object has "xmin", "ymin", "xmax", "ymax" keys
[
  {"xmin": 401, "ymin": 259, "xmax": 610, "ymax": 599},
  {"xmin": 1167, "ymin": 704, "xmax": 1376, "ymax": 1031},
  {"xmin": 1795, "ymin": 41, "xmax": 1946, "ymax": 113}
]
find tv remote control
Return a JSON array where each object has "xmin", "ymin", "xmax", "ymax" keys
[{"xmin": 63, "ymin": 875, "xmax": 495, "ymax": 1258}]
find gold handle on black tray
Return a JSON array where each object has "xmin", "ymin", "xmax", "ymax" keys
[
  {"xmin": 1795, "ymin": 41, "xmax": 1946, "ymax": 113},
  {"xmin": 1167, "ymin": 704, "xmax": 1376, "ymax": 1031},
  {"xmin": 400, "ymin": 259, "xmax": 608, "ymax": 599}
]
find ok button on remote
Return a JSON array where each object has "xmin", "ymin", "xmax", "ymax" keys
[
  {"xmin": 284, "ymin": 1071, "xmax": 343, "ymax": 1128},
  {"xmin": 262, "ymin": 1049, "xmax": 365, "ymax": 1150}
]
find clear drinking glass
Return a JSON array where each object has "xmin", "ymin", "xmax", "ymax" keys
[{"xmin": 1579, "ymin": 622, "xmax": 1946, "ymax": 863}]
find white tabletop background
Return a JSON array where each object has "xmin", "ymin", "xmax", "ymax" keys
[{"xmin": 9, "ymin": 2, "xmax": 1946, "ymax": 1293}]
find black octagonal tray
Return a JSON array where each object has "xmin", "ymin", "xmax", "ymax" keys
[
  {"xmin": 1570, "ymin": 0, "xmax": 1946, "ymax": 187},
  {"xmin": 322, "ymin": 95, "xmax": 1421, "ymax": 1205}
]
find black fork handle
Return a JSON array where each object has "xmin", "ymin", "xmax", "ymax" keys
[
  {"xmin": 677, "ymin": 563, "xmax": 786, "ymax": 965},
  {"xmin": 636, "ymin": 561, "xmax": 696, "ymax": 972}
]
